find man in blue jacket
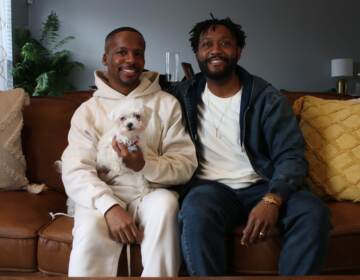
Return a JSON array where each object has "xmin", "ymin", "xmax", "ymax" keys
[{"xmin": 169, "ymin": 16, "xmax": 330, "ymax": 276}]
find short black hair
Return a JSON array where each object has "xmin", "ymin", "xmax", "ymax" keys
[
  {"xmin": 189, "ymin": 16, "xmax": 246, "ymax": 53},
  {"xmin": 105, "ymin": 26, "xmax": 146, "ymax": 50}
]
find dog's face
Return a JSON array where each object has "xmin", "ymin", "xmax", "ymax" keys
[{"xmin": 108, "ymin": 99, "xmax": 151, "ymax": 136}]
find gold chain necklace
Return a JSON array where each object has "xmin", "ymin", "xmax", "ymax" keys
[{"xmin": 205, "ymin": 89, "xmax": 235, "ymax": 138}]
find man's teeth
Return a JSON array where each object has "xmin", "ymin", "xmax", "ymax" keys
[
  {"xmin": 209, "ymin": 59, "xmax": 224, "ymax": 64},
  {"xmin": 123, "ymin": 68, "xmax": 136, "ymax": 73}
]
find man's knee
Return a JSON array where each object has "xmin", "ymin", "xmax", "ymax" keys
[
  {"xmin": 145, "ymin": 189, "xmax": 179, "ymax": 221},
  {"xmin": 286, "ymin": 191, "xmax": 331, "ymax": 231},
  {"xmin": 180, "ymin": 185, "xmax": 217, "ymax": 221},
  {"xmin": 307, "ymin": 198, "xmax": 331, "ymax": 232},
  {"xmin": 73, "ymin": 212, "xmax": 111, "ymax": 250},
  {"xmin": 181, "ymin": 183, "xmax": 229, "ymax": 210},
  {"xmin": 179, "ymin": 183, "xmax": 234, "ymax": 234}
]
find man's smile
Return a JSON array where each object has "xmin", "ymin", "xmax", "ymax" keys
[{"xmin": 206, "ymin": 56, "xmax": 228, "ymax": 66}]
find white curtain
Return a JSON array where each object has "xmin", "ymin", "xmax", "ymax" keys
[{"xmin": 0, "ymin": 0, "xmax": 13, "ymax": 90}]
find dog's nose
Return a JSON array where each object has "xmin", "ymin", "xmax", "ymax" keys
[{"xmin": 127, "ymin": 123, "xmax": 133, "ymax": 130}]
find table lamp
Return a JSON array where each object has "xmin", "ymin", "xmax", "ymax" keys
[{"xmin": 331, "ymin": 58, "xmax": 353, "ymax": 95}]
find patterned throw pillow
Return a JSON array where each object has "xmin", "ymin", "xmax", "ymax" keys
[
  {"xmin": 293, "ymin": 96, "xmax": 360, "ymax": 201},
  {"xmin": 0, "ymin": 88, "xmax": 29, "ymax": 190}
]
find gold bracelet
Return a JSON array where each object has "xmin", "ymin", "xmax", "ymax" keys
[{"xmin": 262, "ymin": 195, "xmax": 282, "ymax": 207}]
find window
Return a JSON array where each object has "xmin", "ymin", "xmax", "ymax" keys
[{"xmin": 0, "ymin": 0, "xmax": 13, "ymax": 90}]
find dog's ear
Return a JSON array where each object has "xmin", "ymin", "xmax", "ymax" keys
[{"xmin": 108, "ymin": 101, "xmax": 129, "ymax": 121}]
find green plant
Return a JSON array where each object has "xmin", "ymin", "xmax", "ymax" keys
[{"xmin": 12, "ymin": 11, "xmax": 83, "ymax": 96}]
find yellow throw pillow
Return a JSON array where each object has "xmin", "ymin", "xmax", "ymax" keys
[
  {"xmin": 0, "ymin": 88, "xmax": 29, "ymax": 190},
  {"xmin": 293, "ymin": 96, "xmax": 360, "ymax": 201}
]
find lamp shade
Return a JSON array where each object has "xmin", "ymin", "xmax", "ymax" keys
[{"xmin": 331, "ymin": 58, "xmax": 353, "ymax": 77}]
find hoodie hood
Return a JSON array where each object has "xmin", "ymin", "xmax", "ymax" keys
[{"xmin": 93, "ymin": 69, "xmax": 162, "ymax": 100}]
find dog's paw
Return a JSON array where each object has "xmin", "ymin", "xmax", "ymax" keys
[
  {"xmin": 128, "ymin": 144, "xmax": 139, "ymax": 152},
  {"xmin": 26, "ymin": 183, "xmax": 48, "ymax": 194}
]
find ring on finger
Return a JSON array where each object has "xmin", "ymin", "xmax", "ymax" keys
[{"xmin": 259, "ymin": 231, "xmax": 265, "ymax": 237}]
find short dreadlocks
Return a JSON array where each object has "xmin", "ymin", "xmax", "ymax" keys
[{"xmin": 189, "ymin": 16, "xmax": 246, "ymax": 53}]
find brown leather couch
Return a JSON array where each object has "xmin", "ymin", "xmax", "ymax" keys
[{"xmin": 1, "ymin": 91, "xmax": 360, "ymax": 276}]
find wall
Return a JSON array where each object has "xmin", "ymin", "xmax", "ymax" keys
[
  {"xmin": 12, "ymin": 0, "xmax": 28, "ymax": 30},
  {"xmin": 11, "ymin": 0, "xmax": 28, "ymax": 60},
  {"xmin": 21, "ymin": 0, "xmax": 360, "ymax": 92}
]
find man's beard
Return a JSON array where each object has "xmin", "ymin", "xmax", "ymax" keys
[{"xmin": 198, "ymin": 56, "xmax": 238, "ymax": 81}]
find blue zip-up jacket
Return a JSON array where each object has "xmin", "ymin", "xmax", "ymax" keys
[{"xmin": 167, "ymin": 65, "xmax": 308, "ymax": 200}]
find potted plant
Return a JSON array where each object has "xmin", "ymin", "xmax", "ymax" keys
[{"xmin": 12, "ymin": 11, "xmax": 83, "ymax": 96}]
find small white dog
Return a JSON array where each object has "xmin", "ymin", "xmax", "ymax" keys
[
  {"xmin": 55, "ymin": 99, "xmax": 151, "ymax": 216},
  {"xmin": 96, "ymin": 99, "xmax": 151, "ymax": 176}
]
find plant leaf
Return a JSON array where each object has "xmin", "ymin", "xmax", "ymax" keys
[
  {"xmin": 52, "ymin": 36, "xmax": 75, "ymax": 51},
  {"xmin": 33, "ymin": 71, "xmax": 53, "ymax": 96},
  {"xmin": 14, "ymin": 28, "xmax": 32, "ymax": 50},
  {"xmin": 21, "ymin": 42, "xmax": 48, "ymax": 62},
  {"xmin": 40, "ymin": 11, "xmax": 59, "ymax": 48},
  {"xmin": 12, "ymin": 11, "xmax": 83, "ymax": 96}
]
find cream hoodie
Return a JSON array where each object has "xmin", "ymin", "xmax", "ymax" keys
[{"xmin": 61, "ymin": 70, "xmax": 197, "ymax": 215}]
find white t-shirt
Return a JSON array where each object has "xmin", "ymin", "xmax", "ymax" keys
[{"xmin": 197, "ymin": 83, "xmax": 261, "ymax": 189}]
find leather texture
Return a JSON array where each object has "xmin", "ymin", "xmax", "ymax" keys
[
  {"xmin": 38, "ymin": 216, "xmax": 73, "ymax": 275},
  {"xmin": 22, "ymin": 97, "xmax": 84, "ymax": 193},
  {"xmin": 0, "ymin": 190, "xmax": 66, "ymax": 271}
]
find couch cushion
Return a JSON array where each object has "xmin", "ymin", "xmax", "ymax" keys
[
  {"xmin": 38, "ymin": 215, "xmax": 143, "ymax": 276},
  {"xmin": 37, "ymin": 216, "xmax": 73, "ymax": 275},
  {"xmin": 22, "ymin": 97, "xmax": 83, "ymax": 192},
  {"xmin": 293, "ymin": 96, "xmax": 360, "ymax": 201},
  {"xmin": 36, "ymin": 201, "xmax": 360, "ymax": 276},
  {"xmin": 0, "ymin": 190, "xmax": 66, "ymax": 272},
  {"xmin": 229, "ymin": 227, "xmax": 280, "ymax": 275},
  {"xmin": 0, "ymin": 88, "xmax": 29, "ymax": 191},
  {"xmin": 228, "ymin": 201, "xmax": 360, "ymax": 275},
  {"xmin": 324, "ymin": 202, "xmax": 360, "ymax": 273}
]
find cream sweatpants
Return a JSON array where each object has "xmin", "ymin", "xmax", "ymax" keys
[{"xmin": 68, "ymin": 188, "xmax": 180, "ymax": 277}]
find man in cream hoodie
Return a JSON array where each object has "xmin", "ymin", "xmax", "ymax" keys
[{"xmin": 61, "ymin": 27, "xmax": 197, "ymax": 277}]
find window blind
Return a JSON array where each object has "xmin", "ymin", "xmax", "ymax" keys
[{"xmin": 0, "ymin": 0, "xmax": 13, "ymax": 90}]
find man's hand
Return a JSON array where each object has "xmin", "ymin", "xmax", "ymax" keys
[
  {"xmin": 104, "ymin": 205, "xmax": 143, "ymax": 244},
  {"xmin": 112, "ymin": 138, "xmax": 145, "ymax": 172},
  {"xmin": 241, "ymin": 200, "xmax": 280, "ymax": 247}
]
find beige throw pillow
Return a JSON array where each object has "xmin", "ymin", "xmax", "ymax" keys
[
  {"xmin": 293, "ymin": 96, "xmax": 360, "ymax": 201},
  {"xmin": 0, "ymin": 88, "xmax": 29, "ymax": 190}
]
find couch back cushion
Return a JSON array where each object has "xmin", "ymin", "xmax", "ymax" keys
[{"xmin": 22, "ymin": 97, "xmax": 83, "ymax": 193}]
